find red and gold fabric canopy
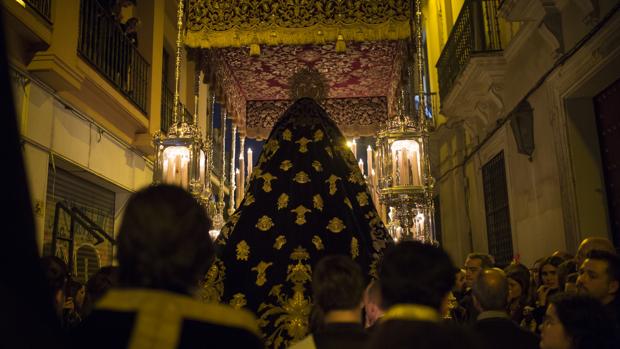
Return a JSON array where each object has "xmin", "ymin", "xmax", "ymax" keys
[{"xmin": 185, "ymin": 0, "xmax": 412, "ymax": 139}]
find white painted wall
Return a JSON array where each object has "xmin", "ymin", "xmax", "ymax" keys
[
  {"xmin": 14, "ymin": 75, "xmax": 153, "ymax": 253},
  {"xmin": 437, "ymin": 2, "xmax": 620, "ymax": 267}
]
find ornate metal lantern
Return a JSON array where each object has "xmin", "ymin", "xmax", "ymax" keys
[
  {"xmin": 153, "ymin": 0, "xmax": 208, "ymax": 201},
  {"xmin": 376, "ymin": 0, "xmax": 436, "ymax": 243}
]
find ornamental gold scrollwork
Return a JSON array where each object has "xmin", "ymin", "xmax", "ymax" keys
[
  {"xmin": 293, "ymin": 171, "xmax": 311, "ymax": 184},
  {"xmin": 282, "ymin": 129, "xmax": 292, "ymax": 141},
  {"xmin": 314, "ymin": 129, "xmax": 324, "ymax": 141},
  {"xmin": 252, "ymin": 261, "xmax": 273, "ymax": 287},
  {"xmin": 296, "ymin": 137, "xmax": 312, "ymax": 153},
  {"xmin": 278, "ymin": 193, "xmax": 289, "ymax": 210},
  {"xmin": 280, "ymin": 160, "xmax": 293, "ymax": 172},
  {"xmin": 257, "ymin": 246, "xmax": 312, "ymax": 349},
  {"xmin": 256, "ymin": 215, "xmax": 275, "ymax": 231},
  {"xmin": 313, "ymin": 194, "xmax": 323, "ymax": 211},
  {"xmin": 186, "ymin": 0, "xmax": 411, "ymax": 50},
  {"xmin": 356, "ymin": 192, "xmax": 369, "ymax": 207},
  {"xmin": 327, "ymin": 217, "xmax": 346, "ymax": 233},
  {"xmin": 351, "ymin": 237, "xmax": 359, "ymax": 259},
  {"xmin": 312, "ymin": 235, "xmax": 324, "ymax": 250},
  {"xmin": 199, "ymin": 258, "xmax": 225, "ymax": 303},
  {"xmin": 260, "ymin": 173, "xmax": 278, "ymax": 193},
  {"xmin": 230, "ymin": 293, "xmax": 247, "ymax": 310},
  {"xmin": 291, "ymin": 205, "xmax": 311, "ymax": 225},
  {"xmin": 325, "ymin": 175, "xmax": 341, "ymax": 195},
  {"xmin": 312, "ymin": 160, "xmax": 323, "ymax": 172},
  {"xmin": 236, "ymin": 240, "xmax": 250, "ymax": 261},
  {"xmin": 274, "ymin": 235, "xmax": 287, "ymax": 250}
]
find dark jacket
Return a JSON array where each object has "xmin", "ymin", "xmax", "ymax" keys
[
  {"xmin": 70, "ymin": 288, "xmax": 263, "ymax": 349},
  {"xmin": 314, "ymin": 322, "xmax": 368, "ymax": 349},
  {"xmin": 473, "ymin": 313, "xmax": 539, "ymax": 349}
]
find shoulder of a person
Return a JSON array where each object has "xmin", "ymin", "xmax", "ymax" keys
[{"xmin": 288, "ymin": 334, "xmax": 316, "ymax": 349}]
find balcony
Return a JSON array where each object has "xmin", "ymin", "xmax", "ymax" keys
[
  {"xmin": 436, "ymin": 0, "xmax": 506, "ymax": 134},
  {"xmin": 160, "ymin": 84, "xmax": 192, "ymax": 133},
  {"xmin": 24, "ymin": 0, "xmax": 52, "ymax": 23},
  {"xmin": 77, "ymin": 0, "xmax": 149, "ymax": 113}
]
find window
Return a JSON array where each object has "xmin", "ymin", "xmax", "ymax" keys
[{"xmin": 482, "ymin": 151, "xmax": 513, "ymax": 267}]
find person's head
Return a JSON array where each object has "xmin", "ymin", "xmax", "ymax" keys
[
  {"xmin": 464, "ymin": 253, "xmax": 494, "ymax": 288},
  {"xmin": 531, "ymin": 257, "xmax": 545, "ymax": 288},
  {"xmin": 39, "ymin": 256, "xmax": 68, "ymax": 317},
  {"xmin": 557, "ymin": 260, "xmax": 577, "ymax": 291},
  {"xmin": 539, "ymin": 256, "xmax": 564, "ymax": 289},
  {"xmin": 504, "ymin": 263, "xmax": 530, "ymax": 304},
  {"xmin": 453, "ymin": 268, "xmax": 466, "ymax": 294},
  {"xmin": 576, "ymin": 237, "xmax": 615, "ymax": 268},
  {"xmin": 380, "ymin": 241, "xmax": 456, "ymax": 311},
  {"xmin": 65, "ymin": 279, "xmax": 85, "ymax": 312},
  {"xmin": 313, "ymin": 255, "xmax": 364, "ymax": 312},
  {"xmin": 564, "ymin": 273, "xmax": 578, "ymax": 294},
  {"xmin": 576, "ymin": 250, "xmax": 620, "ymax": 305},
  {"xmin": 540, "ymin": 293, "xmax": 616, "ymax": 349},
  {"xmin": 118, "ymin": 185, "xmax": 214, "ymax": 294},
  {"xmin": 124, "ymin": 17, "xmax": 139, "ymax": 31},
  {"xmin": 363, "ymin": 280, "xmax": 384, "ymax": 328},
  {"xmin": 472, "ymin": 268, "xmax": 508, "ymax": 312}
]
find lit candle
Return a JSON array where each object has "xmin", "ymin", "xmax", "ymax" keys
[
  {"xmin": 367, "ymin": 146, "xmax": 373, "ymax": 181},
  {"xmin": 352, "ymin": 139, "xmax": 357, "ymax": 160},
  {"xmin": 247, "ymin": 148, "xmax": 253, "ymax": 179},
  {"xmin": 239, "ymin": 153, "xmax": 245, "ymax": 197},
  {"xmin": 392, "ymin": 150, "xmax": 398, "ymax": 186},
  {"xmin": 400, "ymin": 147, "xmax": 408, "ymax": 185},
  {"xmin": 235, "ymin": 168, "xmax": 241, "ymax": 207},
  {"xmin": 411, "ymin": 150, "xmax": 421, "ymax": 186},
  {"xmin": 358, "ymin": 159, "xmax": 364, "ymax": 176}
]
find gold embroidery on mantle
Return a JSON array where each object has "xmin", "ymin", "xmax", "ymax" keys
[
  {"xmin": 274, "ymin": 235, "xmax": 287, "ymax": 250},
  {"xmin": 325, "ymin": 175, "xmax": 341, "ymax": 195},
  {"xmin": 293, "ymin": 171, "xmax": 311, "ymax": 184},
  {"xmin": 236, "ymin": 240, "xmax": 250, "ymax": 261},
  {"xmin": 244, "ymin": 193, "xmax": 255, "ymax": 206},
  {"xmin": 260, "ymin": 173, "xmax": 278, "ymax": 193},
  {"xmin": 199, "ymin": 258, "xmax": 225, "ymax": 303},
  {"xmin": 312, "ymin": 235, "xmax": 324, "ymax": 250},
  {"xmin": 344, "ymin": 198, "xmax": 353, "ymax": 210},
  {"xmin": 252, "ymin": 261, "xmax": 273, "ymax": 286},
  {"xmin": 356, "ymin": 192, "xmax": 369, "ymax": 207},
  {"xmin": 258, "ymin": 246, "xmax": 312, "ymax": 349},
  {"xmin": 312, "ymin": 160, "xmax": 323, "ymax": 172},
  {"xmin": 351, "ymin": 237, "xmax": 359, "ymax": 259},
  {"xmin": 283, "ymin": 129, "xmax": 292, "ymax": 141},
  {"xmin": 348, "ymin": 171, "xmax": 365, "ymax": 185},
  {"xmin": 296, "ymin": 137, "xmax": 312, "ymax": 153},
  {"xmin": 277, "ymin": 193, "xmax": 289, "ymax": 210},
  {"xmin": 291, "ymin": 205, "xmax": 311, "ymax": 225},
  {"xmin": 230, "ymin": 293, "xmax": 247, "ymax": 310},
  {"xmin": 314, "ymin": 129, "xmax": 324, "ymax": 141},
  {"xmin": 280, "ymin": 160, "xmax": 293, "ymax": 172},
  {"xmin": 327, "ymin": 217, "xmax": 346, "ymax": 233},
  {"xmin": 313, "ymin": 194, "xmax": 323, "ymax": 211},
  {"xmin": 256, "ymin": 215, "xmax": 275, "ymax": 231}
]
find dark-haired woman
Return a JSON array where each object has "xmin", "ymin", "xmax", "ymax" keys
[{"xmin": 540, "ymin": 293, "xmax": 616, "ymax": 349}]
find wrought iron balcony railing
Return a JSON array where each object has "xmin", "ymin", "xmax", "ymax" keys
[
  {"xmin": 436, "ymin": 0, "xmax": 503, "ymax": 100},
  {"xmin": 160, "ymin": 84, "xmax": 193, "ymax": 133},
  {"xmin": 25, "ymin": 0, "xmax": 52, "ymax": 23},
  {"xmin": 78, "ymin": 0, "xmax": 149, "ymax": 113}
]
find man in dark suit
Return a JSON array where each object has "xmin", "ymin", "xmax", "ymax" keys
[
  {"xmin": 472, "ymin": 268, "xmax": 539, "ymax": 349},
  {"xmin": 368, "ymin": 241, "xmax": 480, "ymax": 349},
  {"xmin": 70, "ymin": 185, "xmax": 263, "ymax": 348}
]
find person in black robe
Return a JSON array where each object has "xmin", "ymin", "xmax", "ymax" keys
[{"xmin": 202, "ymin": 97, "xmax": 392, "ymax": 348}]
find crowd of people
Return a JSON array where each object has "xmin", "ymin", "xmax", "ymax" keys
[{"xmin": 33, "ymin": 184, "xmax": 620, "ymax": 349}]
